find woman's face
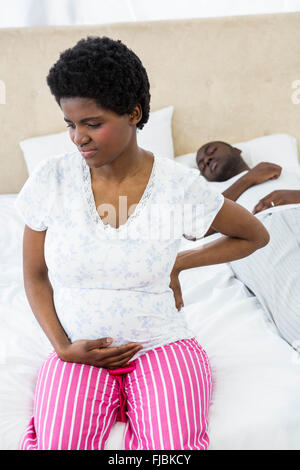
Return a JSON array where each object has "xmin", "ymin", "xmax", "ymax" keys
[{"xmin": 60, "ymin": 97, "xmax": 141, "ymax": 168}]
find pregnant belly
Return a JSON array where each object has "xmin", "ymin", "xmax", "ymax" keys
[{"xmin": 53, "ymin": 286, "xmax": 184, "ymax": 350}]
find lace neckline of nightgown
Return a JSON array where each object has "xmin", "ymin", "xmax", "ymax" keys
[{"xmin": 81, "ymin": 153, "xmax": 157, "ymax": 232}]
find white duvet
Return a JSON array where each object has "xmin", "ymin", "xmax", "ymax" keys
[{"xmin": 1, "ymin": 194, "xmax": 300, "ymax": 450}]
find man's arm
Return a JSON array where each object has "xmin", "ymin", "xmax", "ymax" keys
[
  {"xmin": 252, "ymin": 189, "xmax": 300, "ymax": 214},
  {"xmin": 204, "ymin": 162, "xmax": 282, "ymax": 237},
  {"xmin": 222, "ymin": 172, "xmax": 255, "ymax": 201}
]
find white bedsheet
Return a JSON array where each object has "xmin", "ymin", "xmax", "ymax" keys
[{"xmin": 1, "ymin": 194, "xmax": 300, "ymax": 450}]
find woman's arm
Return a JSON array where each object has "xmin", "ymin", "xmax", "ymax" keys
[
  {"xmin": 170, "ymin": 198, "xmax": 269, "ymax": 309},
  {"xmin": 203, "ymin": 175, "xmax": 261, "ymax": 237},
  {"xmin": 23, "ymin": 227, "xmax": 71, "ymax": 355},
  {"xmin": 23, "ymin": 226, "xmax": 142, "ymax": 368},
  {"xmin": 179, "ymin": 198, "xmax": 269, "ymax": 268}
]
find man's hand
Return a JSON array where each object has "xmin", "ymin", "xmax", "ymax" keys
[
  {"xmin": 58, "ymin": 338, "xmax": 143, "ymax": 369},
  {"xmin": 252, "ymin": 189, "xmax": 300, "ymax": 214},
  {"xmin": 221, "ymin": 162, "xmax": 281, "ymax": 208},
  {"xmin": 247, "ymin": 162, "xmax": 282, "ymax": 185}
]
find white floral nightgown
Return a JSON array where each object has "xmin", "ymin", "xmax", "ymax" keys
[{"xmin": 15, "ymin": 151, "xmax": 224, "ymax": 358}]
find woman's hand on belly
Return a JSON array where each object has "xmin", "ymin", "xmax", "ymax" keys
[{"xmin": 58, "ymin": 337, "xmax": 143, "ymax": 369}]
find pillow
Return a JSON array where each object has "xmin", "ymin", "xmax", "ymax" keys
[
  {"xmin": 137, "ymin": 105, "xmax": 174, "ymax": 160},
  {"xmin": 174, "ymin": 134, "xmax": 299, "ymax": 170},
  {"xmin": 175, "ymin": 153, "xmax": 197, "ymax": 169},
  {"xmin": 19, "ymin": 131, "xmax": 77, "ymax": 175},
  {"xmin": 19, "ymin": 106, "xmax": 174, "ymax": 175},
  {"xmin": 234, "ymin": 134, "xmax": 299, "ymax": 168}
]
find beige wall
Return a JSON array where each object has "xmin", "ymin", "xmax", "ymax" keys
[{"xmin": 0, "ymin": 12, "xmax": 300, "ymax": 193}]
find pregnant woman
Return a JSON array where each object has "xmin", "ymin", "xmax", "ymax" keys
[{"xmin": 15, "ymin": 36, "xmax": 269, "ymax": 450}]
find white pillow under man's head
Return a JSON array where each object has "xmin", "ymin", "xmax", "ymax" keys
[{"xmin": 175, "ymin": 134, "xmax": 299, "ymax": 171}]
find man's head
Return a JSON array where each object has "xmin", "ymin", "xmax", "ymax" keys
[{"xmin": 196, "ymin": 141, "xmax": 249, "ymax": 181}]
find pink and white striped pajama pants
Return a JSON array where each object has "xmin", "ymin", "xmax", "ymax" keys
[{"xmin": 20, "ymin": 338, "xmax": 212, "ymax": 450}]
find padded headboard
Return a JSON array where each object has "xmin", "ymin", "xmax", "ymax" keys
[{"xmin": 1, "ymin": 12, "xmax": 300, "ymax": 193}]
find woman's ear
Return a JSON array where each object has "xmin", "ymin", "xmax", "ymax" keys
[
  {"xmin": 232, "ymin": 146, "xmax": 242, "ymax": 155},
  {"xmin": 129, "ymin": 104, "xmax": 143, "ymax": 126}
]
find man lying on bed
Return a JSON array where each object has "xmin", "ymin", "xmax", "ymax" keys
[{"xmin": 195, "ymin": 140, "xmax": 300, "ymax": 349}]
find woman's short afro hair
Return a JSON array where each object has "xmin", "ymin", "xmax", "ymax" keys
[{"xmin": 46, "ymin": 36, "xmax": 151, "ymax": 130}]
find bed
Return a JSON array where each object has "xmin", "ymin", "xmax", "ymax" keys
[{"xmin": 1, "ymin": 12, "xmax": 300, "ymax": 450}]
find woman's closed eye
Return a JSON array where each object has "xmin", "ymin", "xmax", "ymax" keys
[
  {"xmin": 66, "ymin": 123, "xmax": 102, "ymax": 129},
  {"xmin": 87, "ymin": 123, "xmax": 102, "ymax": 128}
]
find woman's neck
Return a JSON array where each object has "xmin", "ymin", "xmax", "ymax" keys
[{"xmin": 90, "ymin": 142, "xmax": 147, "ymax": 185}]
